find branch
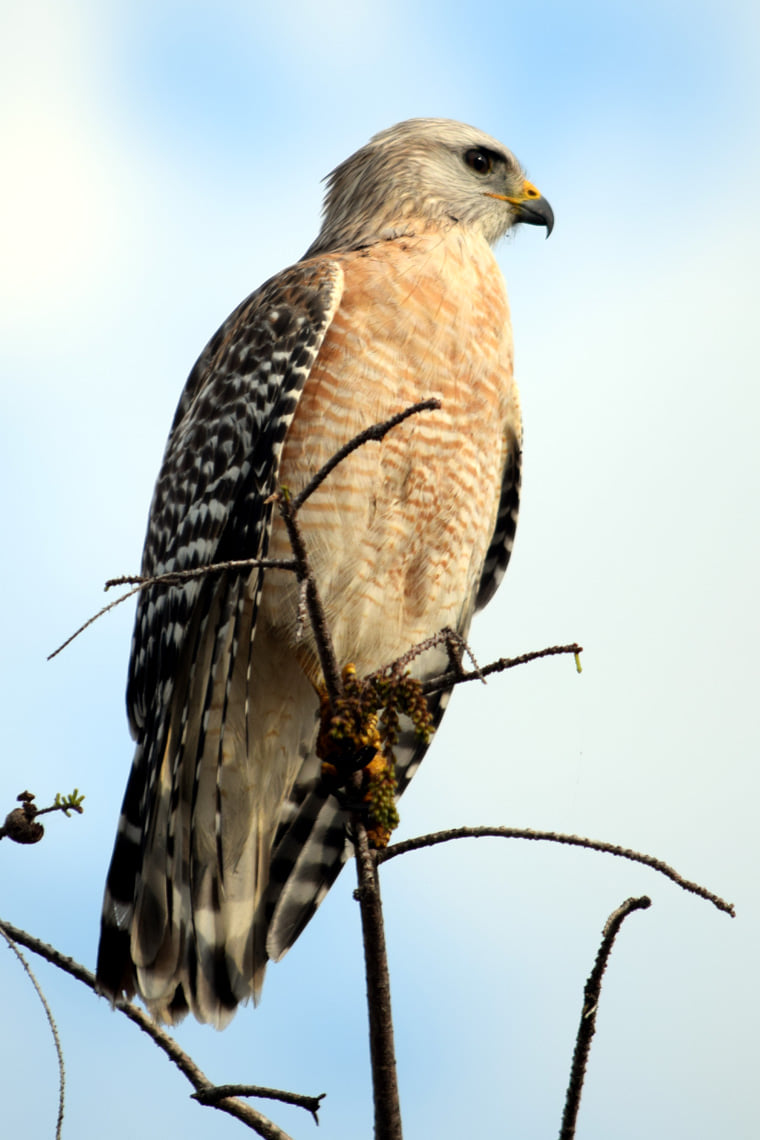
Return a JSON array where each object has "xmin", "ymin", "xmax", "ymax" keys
[
  {"xmin": 276, "ymin": 490, "xmax": 344, "ymax": 705},
  {"xmin": 366, "ymin": 626, "xmax": 482, "ymax": 684},
  {"xmin": 47, "ymin": 558, "xmax": 296, "ymax": 661},
  {"xmin": 103, "ymin": 560, "xmax": 297, "ymax": 591},
  {"xmin": 1, "ymin": 927, "xmax": 66, "ymax": 1140},
  {"xmin": 48, "ymin": 400, "xmax": 441, "ymax": 665},
  {"xmin": 377, "ymin": 827, "xmax": 734, "ymax": 916},
  {"xmin": 351, "ymin": 810, "xmax": 403, "ymax": 1140},
  {"xmin": 192, "ymin": 1085, "xmax": 325, "ymax": 1124},
  {"xmin": 560, "ymin": 896, "xmax": 652, "ymax": 1139},
  {"xmin": 274, "ymin": 399, "xmax": 444, "ymax": 706},
  {"xmin": 0, "ymin": 918, "xmax": 301, "ymax": 1140},
  {"xmin": 420, "ymin": 642, "xmax": 583, "ymax": 696},
  {"xmin": 293, "ymin": 398, "xmax": 441, "ymax": 510}
]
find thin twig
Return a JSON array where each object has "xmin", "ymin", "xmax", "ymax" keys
[
  {"xmin": 559, "ymin": 896, "xmax": 652, "ymax": 1140},
  {"xmin": 293, "ymin": 398, "xmax": 441, "ymax": 510},
  {"xmin": 47, "ymin": 583, "xmax": 145, "ymax": 660},
  {"xmin": 104, "ymin": 559, "xmax": 297, "ymax": 591},
  {"xmin": 48, "ymin": 558, "xmax": 297, "ymax": 661},
  {"xmin": 49, "ymin": 402, "xmax": 440, "ymax": 664},
  {"xmin": 276, "ymin": 398, "xmax": 443, "ymax": 703},
  {"xmin": 277, "ymin": 492, "xmax": 343, "ymax": 704},
  {"xmin": 351, "ymin": 810, "xmax": 403, "ymax": 1140},
  {"xmin": 1, "ymin": 928, "xmax": 66, "ymax": 1140},
  {"xmin": 377, "ymin": 827, "xmax": 734, "ymax": 916},
  {"xmin": 192, "ymin": 1085, "xmax": 325, "ymax": 1124},
  {"xmin": 420, "ymin": 642, "xmax": 583, "ymax": 695},
  {"xmin": 0, "ymin": 918, "xmax": 297, "ymax": 1140},
  {"xmin": 366, "ymin": 627, "xmax": 482, "ymax": 683}
]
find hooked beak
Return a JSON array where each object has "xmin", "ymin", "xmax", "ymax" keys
[{"xmin": 490, "ymin": 179, "xmax": 554, "ymax": 237}]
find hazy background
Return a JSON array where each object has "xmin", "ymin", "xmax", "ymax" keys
[{"xmin": 2, "ymin": 1, "xmax": 758, "ymax": 1136}]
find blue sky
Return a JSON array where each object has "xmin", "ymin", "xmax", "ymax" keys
[{"xmin": 1, "ymin": 1, "xmax": 758, "ymax": 1137}]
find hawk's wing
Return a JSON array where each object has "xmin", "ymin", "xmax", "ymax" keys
[
  {"xmin": 127, "ymin": 258, "xmax": 344, "ymax": 735},
  {"xmin": 476, "ymin": 422, "xmax": 522, "ymax": 610},
  {"xmin": 97, "ymin": 258, "xmax": 344, "ymax": 1022}
]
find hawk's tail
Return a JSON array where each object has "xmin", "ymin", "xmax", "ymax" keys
[{"xmin": 97, "ymin": 624, "xmax": 450, "ymax": 1025}]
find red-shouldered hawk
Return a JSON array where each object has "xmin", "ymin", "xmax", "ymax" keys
[{"xmin": 96, "ymin": 118, "xmax": 553, "ymax": 1025}]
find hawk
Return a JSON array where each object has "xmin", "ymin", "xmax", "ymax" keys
[{"xmin": 96, "ymin": 118, "xmax": 553, "ymax": 1025}]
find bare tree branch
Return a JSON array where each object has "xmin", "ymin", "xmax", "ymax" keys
[
  {"xmin": 103, "ymin": 560, "xmax": 297, "ymax": 591},
  {"xmin": 560, "ymin": 896, "xmax": 652, "ymax": 1140},
  {"xmin": 1, "ymin": 927, "xmax": 66, "ymax": 1140},
  {"xmin": 276, "ymin": 489, "xmax": 344, "ymax": 705},
  {"xmin": 292, "ymin": 398, "xmax": 441, "ymax": 511},
  {"xmin": 377, "ymin": 827, "xmax": 735, "ymax": 917},
  {"xmin": 48, "ymin": 400, "xmax": 441, "ymax": 667},
  {"xmin": 352, "ymin": 810, "xmax": 403, "ymax": 1140},
  {"xmin": 47, "ymin": 558, "xmax": 296, "ymax": 661},
  {"xmin": 0, "ymin": 918, "xmax": 300, "ymax": 1140},
  {"xmin": 420, "ymin": 642, "xmax": 583, "ymax": 695},
  {"xmin": 365, "ymin": 626, "xmax": 482, "ymax": 684},
  {"xmin": 273, "ymin": 398, "xmax": 444, "ymax": 707},
  {"xmin": 192, "ymin": 1085, "xmax": 325, "ymax": 1124}
]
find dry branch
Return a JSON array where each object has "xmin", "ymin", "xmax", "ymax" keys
[
  {"xmin": 351, "ymin": 810, "xmax": 403, "ymax": 1140},
  {"xmin": 1, "ymin": 927, "xmax": 66, "ymax": 1140},
  {"xmin": 560, "ymin": 896, "xmax": 652, "ymax": 1139},
  {"xmin": 378, "ymin": 826, "xmax": 734, "ymax": 916},
  {"xmin": 47, "ymin": 558, "xmax": 296, "ymax": 661},
  {"xmin": 0, "ymin": 918, "xmax": 299, "ymax": 1140},
  {"xmin": 276, "ymin": 489, "xmax": 344, "ymax": 704},
  {"xmin": 292, "ymin": 398, "xmax": 441, "ymax": 511},
  {"xmin": 420, "ymin": 641, "xmax": 583, "ymax": 695},
  {"xmin": 192, "ymin": 1085, "xmax": 325, "ymax": 1123},
  {"xmin": 47, "ymin": 400, "xmax": 440, "ymax": 666}
]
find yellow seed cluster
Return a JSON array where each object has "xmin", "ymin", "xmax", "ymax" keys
[
  {"xmin": 316, "ymin": 665, "xmax": 435, "ymax": 845},
  {"xmin": 363, "ymin": 752, "xmax": 400, "ymax": 849}
]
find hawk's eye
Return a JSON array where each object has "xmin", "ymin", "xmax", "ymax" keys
[{"xmin": 464, "ymin": 148, "xmax": 493, "ymax": 175}]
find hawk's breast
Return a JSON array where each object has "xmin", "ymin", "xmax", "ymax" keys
[{"xmin": 260, "ymin": 226, "xmax": 518, "ymax": 681}]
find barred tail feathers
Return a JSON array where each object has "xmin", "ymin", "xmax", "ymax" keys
[
  {"xmin": 98, "ymin": 608, "xmax": 453, "ymax": 1024},
  {"xmin": 96, "ymin": 734, "xmax": 155, "ymax": 1003},
  {"xmin": 98, "ymin": 579, "xmax": 314, "ymax": 1025}
]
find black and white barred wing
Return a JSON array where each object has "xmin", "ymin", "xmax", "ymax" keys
[
  {"xmin": 97, "ymin": 259, "xmax": 343, "ymax": 1025},
  {"xmin": 475, "ymin": 422, "xmax": 522, "ymax": 611}
]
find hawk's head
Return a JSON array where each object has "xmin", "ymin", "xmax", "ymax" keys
[{"xmin": 311, "ymin": 117, "xmax": 553, "ymax": 254}]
